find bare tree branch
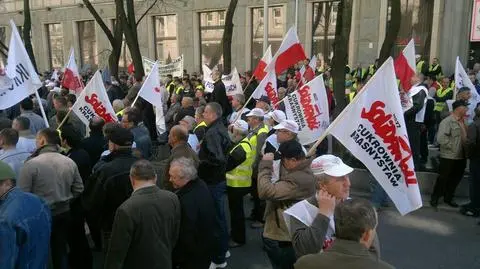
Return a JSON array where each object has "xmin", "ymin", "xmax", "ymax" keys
[
  {"xmin": 83, "ymin": 0, "xmax": 115, "ymax": 44},
  {"xmin": 136, "ymin": 0, "xmax": 159, "ymax": 26}
]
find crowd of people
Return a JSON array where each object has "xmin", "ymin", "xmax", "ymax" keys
[{"xmin": 0, "ymin": 54, "xmax": 479, "ymax": 269}]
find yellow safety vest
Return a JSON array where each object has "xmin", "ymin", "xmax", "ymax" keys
[
  {"xmin": 226, "ymin": 138, "xmax": 254, "ymax": 188},
  {"xmin": 193, "ymin": 121, "xmax": 207, "ymax": 132},
  {"xmin": 429, "ymin": 64, "xmax": 443, "ymax": 79},
  {"xmin": 348, "ymin": 92, "xmax": 356, "ymax": 103},
  {"xmin": 416, "ymin": 60, "xmax": 425, "ymax": 74},
  {"xmin": 195, "ymin": 84, "xmax": 204, "ymax": 92},
  {"xmin": 368, "ymin": 64, "xmax": 376, "ymax": 76},
  {"xmin": 167, "ymin": 81, "xmax": 176, "ymax": 93},
  {"xmin": 248, "ymin": 125, "xmax": 269, "ymax": 157},
  {"xmin": 116, "ymin": 109, "xmax": 124, "ymax": 117},
  {"xmin": 434, "ymin": 87, "xmax": 453, "ymax": 112},
  {"xmin": 175, "ymin": 85, "xmax": 185, "ymax": 95}
]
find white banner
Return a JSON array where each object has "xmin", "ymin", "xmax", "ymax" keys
[
  {"xmin": 202, "ymin": 64, "xmax": 215, "ymax": 93},
  {"xmin": 71, "ymin": 71, "xmax": 118, "ymax": 126},
  {"xmin": 285, "ymin": 75, "xmax": 329, "ymax": 145},
  {"xmin": 328, "ymin": 57, "xmax": 422, "ymax": 215},
  {"xmin": 143, "ymin": 55, "xmax": 183, "ymax": 80},
  {"xmin": 222, "ymin": 67, "xmax": 243, "ymax": 96},
  {"xmin": 251, "ymin": 69, "xmax": 279, "ymax": 104},
  {"xmin": 0, "ymin": 20, "xmax": 42, "ymax": 110},
  {"xmin": 455, "ymin": 56, "xmax": 480, "ymax": 123},
  {"xmin": 471, "ymin": 0, "xmax": 480, "ymax": 41}
]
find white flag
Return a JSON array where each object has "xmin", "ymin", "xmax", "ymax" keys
[
  {"xmin": 0, "ymin": 20, "xmax": 41, "ymax": 110},
  {"xmin": 222, "ymin": 67, "xmax": 243, "ymax": 96},
  {"xmin": 251, "ymin": 69, "xmax": 279, "ymax": 105},
  {"xmin": 455, "ymin": 57, "xmax": 480, "ymax": 123},
  {"xmin": 136, "ymin": 62, "xmax": 164, "ymax": 107},
  {"xmin": 328, "ymin": 58, "xmax": 422, "ymax": 215},
  {"xmin": 202, "ymin": 64, "xmax": 215, "ymax": 93},
  {"xmin": 285, "ymin": 75, "xmax": 329, "ymax": 145},
  {"xmin": 71, "ymin": 71, "xmax": 118, "ymax": 126}
]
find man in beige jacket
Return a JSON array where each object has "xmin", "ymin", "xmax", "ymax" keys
[{"xmin": 258, "ymin": 139, "xmax": 315, "ymax": 269}]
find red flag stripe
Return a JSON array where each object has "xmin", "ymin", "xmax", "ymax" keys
[
  {"xmin": 394, "ymin": 53, "xmax": 415, "ymax": 91},
  {"xmin": 253, "ymin": 60, "xmax": 267, "ymax": 80},
  {"xmin": 275, "ymin": 43, "xmax": 307, "ymax": 74}
]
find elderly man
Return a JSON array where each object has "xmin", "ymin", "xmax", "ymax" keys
[
  {"xmin": 12, "ymin": 116, "xmax": 37, "ymax": 153},
  {"xmin": 0, "ymin": 128, "xmax": 31, "ymax": 177},
  {"xmin": 105, "ymin": 160, "xmax": 180, "ymax": 269},
  {"xmin": 121, "ymin": 107, "xmax": 152, "ymax": 159},
  {"xmin": 180, "ymin": 115, "xmax": 200, "ymax": 153},
  {"xmin": 18, "ymin": 128, "xmax": 84, "ymax": 269},
  {"xmin": 246, "ymin": 108, "xmax": 270, "ymax": 228},
  {"xmin": 256, "ymin": 96, "xmax": 271, "ymax": 113},
  {"xmin": 431, "ymin": 100, "xmax": 469, "ymax": 208},
  {"xmin": 294, "ymin": 199, "xmax": 394, "ymax": 269},
  {"xmin": 258, "ymin": 139, "xmax": 316, "ymax": 269},
  {"xmin": 174, "ymin": 97, "xmax": 195, "ymax": 126},
  {"xmin": 229, "ymin": 94, "xmax": 250, "ymax": 124},
  {"xmin": 0, "ymin": 161, "xmax": 52, "ymax": 269},
  {"xmin": 198, "ymin": 102, "xmax": 231, "ymax": 268},
  {"xmin": 210, "ymin": 70, "xmax": 232, "ymax": 123},
  {"xmin": 170, "ymin": 157, "xmax": 216, "ymax": 269},
  {"xmin": 166, "ymin": 94, "xmax": 182, "ymax": 129},
  {"xmin": 285, "ymin": 155, "xmax": 357, "ymax": 257},
  {"xmin": 226, "ymin": 120, "xmax": 253, "ymax": 247}
]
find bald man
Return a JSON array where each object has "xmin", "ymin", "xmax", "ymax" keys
[
  {"xmin": 174, "ymin": 97, "xmax": 195, "ymax": 126},
  {"xmin": 162, "ymin": 126, "xmax": 199, "ymax": 190}
]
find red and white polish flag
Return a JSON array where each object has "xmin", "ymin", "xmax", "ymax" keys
[
  {"xmin": 299, "ymin": 55, "xmax": 317, "ymax": 84},
  {"xmin": 252, "ymin": 45, "xmax": 272, "ymax": 81},
  {"xmin": 264, "ymin": 27, "xmax": 307, "ymax": 75},
  {"xmin": 327, "ymin": 57, "xmax": 422, "ymax": 215},
  {"xmin": 62, "ymin": 47, "xmax": 84, "ymax": 94},
  {"xmin": 394, "ymin": 39, "xmax": 416, "ymax": 92}
]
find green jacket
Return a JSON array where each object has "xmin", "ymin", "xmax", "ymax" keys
[{"xmin": 437, "ymin": 114, "xmax": 467, "ymax": 160}]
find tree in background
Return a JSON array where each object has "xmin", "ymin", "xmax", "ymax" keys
[
  {"xmin": 23, "ymin": 0, "xmax": 37, "ymax": 72},
  {"xmin": 378, "ymin": 0, "xmax": 401, "ymax": 65}
]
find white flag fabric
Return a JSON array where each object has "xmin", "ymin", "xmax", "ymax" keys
[
  {"xmin": 284, "ymin": 75, "xmax": 329, "ymax": 145},
  {"xmin": 136, "ymin": 62, "xmax": 164, "ymax": 107},
  {"xmin": 251, "ymin": 69, "xmax": 279, "ymax": 105},
  {"xmin": 62, "ymin": 47, "xmax": 84, "ymax": 93},
  {"xmin": 455, "ymin": 57, "xmax": 480, "ymax": 123},
  {"xmin": 71, "ymin": 71, "xmax": 118, "ymax": 126},
  {"xmin": 0, "ymin": 20, "xmax": 42, "ymax": 110},
  {"xmin": 328, "ymin": 58, "xmax": 422, "ymax": 215},
  {"xmin": 222, "ymin": 67, "xmax": 243, "ymax": 96},
  {"xmin": 202, "ymin": 64, "xmax": 215, "ymax": 93}
]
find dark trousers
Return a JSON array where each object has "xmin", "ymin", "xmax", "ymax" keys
[
  {"xmin": 469, "ymin": 158, "xmax": 480, "ymax": 209},
  {"xmin": 68, "ymin": 199, "xmax": 93, "ymax": 269},
  {"xmin": 207, "ymin": 181, "xmax": 228, "ymax": 264},
  {"xmin": 262, "ymin": 237, "xmax": 296, "ymax": 269},
  {"xmin": 407, "ymin": 121, "xmax": 421, "ymax": 165},
  {"xmin": 431, "ymin": 158, "xmax": 466, "ymax": 202},
  {"xmin": 420, "ymin": 125, "xmax": 429, "ymax": 162},
  {"xmin": 227, "ymin": 186, "xmax": 250, "ymax": 244},
  {"xmin": 251, "ymin": 176, "xmax": 265, "ymax": 222},
  {"xmin": 51, "ymin": 211, "xmax": 71, "ymax": 269}
]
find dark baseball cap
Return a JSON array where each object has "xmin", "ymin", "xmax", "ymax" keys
[
  {"xmin": 257, "ymin": 95, "xmax": 271, "ymax": 105},
  {"xmin": 458, "ymin": 87, "xmax": 471, "ymax": 94},
  {"xmin": 278, "ymin": 140, "xmax": 305, "ymax": 159},
  {"xmin": 107, "ymin": 127, "xmax": 134, "ymax": 147},
  {"xmin": 452, "ymin": 100, "xmax": 469, "ymax": 110}
]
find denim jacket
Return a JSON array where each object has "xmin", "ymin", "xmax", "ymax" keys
[{"xmin": 0, "ymin": 188, "xmax": 52, "ymax": 269}]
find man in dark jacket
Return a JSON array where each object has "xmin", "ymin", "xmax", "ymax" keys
[
  {"xmin": 105, "ymin": 160, "xmax": 181, "ymax": 269},
  {"xmin": 169, "ymin": 157, "xmax": 216, "ymax": 269},
  {"xmin": 174, "ymin": 97, "xmax": 195, "ymax": 126},
  {"xmin": 121, "ymin": 107, "xmax": 152, "ymax": 159},
  {"xmin": 198, "ymin": 102, "xmax": 232, "ymax": 267},
  {"xmin": 81, "ymin": 117, "xmax": 106, "ymax": 165},
  {"xmin": 83, "ymin": 126, "xmax": 138, "ymax": 254},
  {"xmin": 294, "ymin": 199, "xmax": 394, "ymax": 269},
  {"xmin": 243, "ymin": 71, "xmax": 258, "ymax": 110},
  {"xmin": 210, "ymin": 71, "xmax": 232, "ymax": 123}
]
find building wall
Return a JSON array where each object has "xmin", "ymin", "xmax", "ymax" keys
[{"xmin": 0, "ymin": 0, "xmax": 472, "ymax": 75}]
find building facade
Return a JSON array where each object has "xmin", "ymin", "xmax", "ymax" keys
[{"xmin": 0, "ymin": 0, "xmax": 473, "ymax": 76}]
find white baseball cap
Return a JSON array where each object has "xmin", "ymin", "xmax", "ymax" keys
[
  {"xmin": 232, "ymin": 119, "xmax": 249, "ymax": 132},
  {"xmin": 246, "ymin": 108, "xmax": 265, "ymax": 117},
  {"xmin": 311, "ymin": 154, "xmax": 354, "ymax": 177},
  {"xmin": 415, "ymin": 54, "xmax": 421, "ymax": 59},
  {"xmin": 273, "ymin": 120, "xmax": 299, "ymax": 134},
  {"xmin": 270, "ymin": 110, "xmax": 286, "ymax": 123}
]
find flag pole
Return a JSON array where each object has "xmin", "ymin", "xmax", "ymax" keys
[
  {"xmin": 131, "ymin": 92, "xmax": 141, "ymax": 108},
  {"xmin": 56, "ymin": 109, "xmax": 73, "ymax": 131},
  {"xmin": 230, "ymin": 75, "xmax": 257, "ymax": 124},
  {"xmin": 35, "ymin": 90, "xmax": 50, "ymax": 128}
]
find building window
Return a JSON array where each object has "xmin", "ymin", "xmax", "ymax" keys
[
  {"xmin": 251, "ymin": 6, "xmax": 286, "ymax": 70},
  {"xmin": 311, "ymin": 1, "xmax": 339, "ymax": 63},
  {"xmin": 45, "ymin": 23, "xmax": 64, "ymax": 69},
  {"xmin": 153, "ymin": 15, "xmax": 178, "ymax": 62},
  {"xmin": 200, "ymin": 10, "xmax": 226, "ymax": 70},
  {"xmin": 388, "ymin": 0, "xmax": 434, "ymax": 59},
  {"xmin": 78, "ymin": 20, "xmax": 97, "ymax": 68}
]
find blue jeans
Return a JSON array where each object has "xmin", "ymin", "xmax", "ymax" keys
[
  {"xmin": 208, "ymin": 181, "xmax": 228, "ymax": 264},
  {"xmin": 262, "ymin": 237, "xmax": 296, "ymax": 269},
  {"xmin": 370, "ymin": 177, "xmax": 389, "ymax": 208}
]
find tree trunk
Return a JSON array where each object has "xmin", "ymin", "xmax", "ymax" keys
[
  {"xmin": 0, "ymin": 41, "xmax": 7, "ymax": 58},
  {"xmin": 121, "ymin": 0, "xmax": 145, "ymax": 81},
  {"xmin": 322, "ymin": 2, "xmax": 333, "ymax": 61},
  {"xmin": 222, "ymin": 0, "xmax": 238, "ymax": 74},
  {"xmin": 331, "ymin": 0, "xmax": 353, "ymax": 117},
  {"xmin": 378, "ymin": 0, "xmax": 401, "ymax": 65},
  {"xmin": 23, "ymin": 0, "xmax": 37, "ymax": 72}
]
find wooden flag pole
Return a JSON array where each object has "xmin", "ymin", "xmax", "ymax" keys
[
  {"xmin": 231, "ymin": 75, "xmax": 256, "ymax": 124},
  {"xmin": 56, "ymin": 108, "xmax": 73, "ymax": 131},
  {"xmin": 35, "ymin": 90, "xmax": 50, "ymax": 128}
]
